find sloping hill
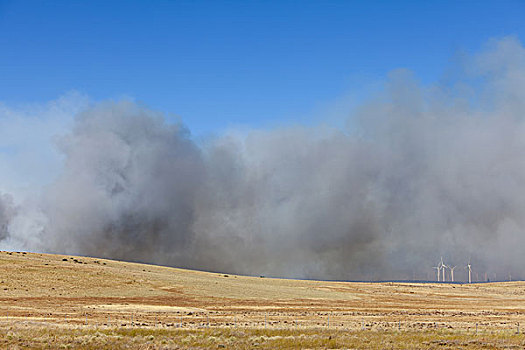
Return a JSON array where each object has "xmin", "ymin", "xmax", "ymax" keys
[
  {"xmin": 1, "ymin": 251, "xmax": 525, "ymax": 348},
  {"xmin": 1, "ymin": 250, "xmax": 524, "ymax": 328}
]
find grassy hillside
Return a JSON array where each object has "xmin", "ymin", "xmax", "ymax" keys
[{"xmin": 0, "ymin": 251, "xmax": 524, "ymax": 348}]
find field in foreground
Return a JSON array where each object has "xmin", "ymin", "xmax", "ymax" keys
[{"xmin": 0, "ymin": 251, "xmax": 525, "ymax": 349}]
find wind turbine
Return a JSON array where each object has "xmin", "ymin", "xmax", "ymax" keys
[
  {"xmin": 466, "ymin": 260, "xmax": 472, "ymax": 284},
  {"xmin": 440, "ymin": 257, "xmax": 447, "ymax": 282},
  {"xmin": 449, "ymin": 265, "xmax": 457, "ymax": 282},
  {"xmin": 432, "ymin": 265, "xmax": 441, "ymax": 282}
]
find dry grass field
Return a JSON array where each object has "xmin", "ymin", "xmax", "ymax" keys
[{"xmin": 0, "ymin": 251, "xmax": 524, "ymax": 349}]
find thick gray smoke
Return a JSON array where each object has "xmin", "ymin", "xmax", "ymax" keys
[{"xmin": 1, "ymin": 37, "xmax": 525, "ymax": 281}]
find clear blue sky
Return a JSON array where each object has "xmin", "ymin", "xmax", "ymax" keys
[{"xmin": 1, "ymin": 0, "xmax": 524, "ymax": 136}]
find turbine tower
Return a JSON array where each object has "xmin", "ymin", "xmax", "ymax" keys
[
  {"xmin": 440, "ymin": 257, "xmax": 447, "ymax": 282},
  {"xmin": 466, "ymin": 260, "xmax": 472, "ymax": 284},
  {"xmin": 449, "ymin": 265, "xmax": 457, "ymax": 282},
  {"xmin": 432, "ymin": 265, "xmax": 440, "ymax": 282}
]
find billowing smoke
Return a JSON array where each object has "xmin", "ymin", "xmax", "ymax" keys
[
  {"xmin": 1, "ymin": 37, "xmax": 525, "ymax": 281},
  {"xmin": 0, "ymin": 193, "xmax": 16, "ymax": 241}
]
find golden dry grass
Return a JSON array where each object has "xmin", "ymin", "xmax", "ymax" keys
[{"xmin": 0, "ymin": 251, "xmax": 524, "ymax": 348}]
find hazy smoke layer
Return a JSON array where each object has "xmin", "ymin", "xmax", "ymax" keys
[
  {"xmin": 1, "ymin": 37, "xmax": 525, "ymax": 281},
  {"xmin": 0, "ymin": 193, "xmax": 15, "ymax": 241}
]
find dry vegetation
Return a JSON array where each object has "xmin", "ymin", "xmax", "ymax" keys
[{"xmin": 1, "ymin": 251, "xmax": 525, "ymax": 348}]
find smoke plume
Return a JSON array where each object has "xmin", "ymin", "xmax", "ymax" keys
[
  {"xmin": 0, "ymin": 193, "xmax": 15, "ymax": 241},
  {"xmin": 1, "ymin": 37, "xmax": 525, "ymax": 281}
]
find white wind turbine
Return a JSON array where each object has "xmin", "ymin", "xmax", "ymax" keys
[
  {"xmin": 448, "ymin": 265, "xmax": 457, "ymax": 282},
  {"xmin": 440, "ymin": 257, "xmax": 447, "ymax": 282},
  {"xmin": 432, "ymin": 265, "xmax": 441, "ymax": 282},
  {"xmin": 465, "ymin": 259, "xmax": 472, "ymax": 284}
]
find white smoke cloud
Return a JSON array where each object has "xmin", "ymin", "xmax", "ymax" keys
[
  {"xmin": 0, "ymin": 92, "xmax": 88, "ymax": 196},
  {"xmin": 0, "ymin": 37, "xmax": 524, "ymax": 281}
]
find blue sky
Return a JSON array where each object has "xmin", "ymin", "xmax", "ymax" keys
[{"xmin": 1, "ymin": 0, "xmax": 524, "ymax": 136}]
